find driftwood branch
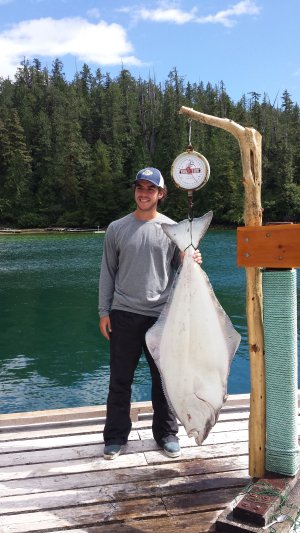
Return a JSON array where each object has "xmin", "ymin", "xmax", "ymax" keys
[{"xmin": 179, "ymin": 106, "xmax": 265, "ymax": 478}]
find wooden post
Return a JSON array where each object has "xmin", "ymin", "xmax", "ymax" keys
[{"xmin": 179, "ymin": 106, "xmax": 265, "ymax": 478}]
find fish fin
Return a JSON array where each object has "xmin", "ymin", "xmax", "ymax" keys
[
  {"xmin": 161, "ymin": 211, "xmax": 213, "ymax": 252},
  {"xmin": 146, "ymin": 269, "xmax": 182, "ymax": 420},
  {"xmin": 145, "ymin": 266, "xmax": 181, "ymax": 363},
  {"xmin": 146, "ymin": 317, "xmax": 179, "ymax": 420},
  {"xmin": 145, "ymin": 317, "xmax": 163, "ymax": 365}
]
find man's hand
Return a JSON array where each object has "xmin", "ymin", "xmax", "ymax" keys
[
  {"xmin": 99, "ymin": 316, "xmax": 112, "ymax": 340},
  {"xmin": 179, "ymin": 249, "xmax": 202, "ymax": 264},
  {"xmin": 193, "ymin": 249, "xmax": 202, "ymax": 264}
]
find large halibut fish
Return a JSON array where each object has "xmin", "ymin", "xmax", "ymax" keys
[{"xmin": 146, "ymin": 211, "xmax": 241, "ymax": 444}]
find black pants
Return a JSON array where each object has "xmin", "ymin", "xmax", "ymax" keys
[{"xmin": 103, "ymin": 310, "xmax": 178, "ymax": 447}]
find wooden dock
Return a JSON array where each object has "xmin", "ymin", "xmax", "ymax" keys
[{"xmin": 0, "ymin": 394, "xmax": 298, "ymax": 532}]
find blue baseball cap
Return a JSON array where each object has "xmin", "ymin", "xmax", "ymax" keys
[{"xmin": 135, "ymin": 167, "xmax": 164, "ymax": 188}]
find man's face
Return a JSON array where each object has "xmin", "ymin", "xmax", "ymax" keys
[{"xmin": 134, "ymin": 180, "xmax": 164, "ymax": 211}]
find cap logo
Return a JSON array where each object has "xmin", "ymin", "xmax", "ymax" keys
[
  {"xmin": 142, "ymin": 169, "xmax": 153, "ymax": 176},
  {"xmin": 135, "ymin": 167, "xmax": 164, "ymax": 188}
]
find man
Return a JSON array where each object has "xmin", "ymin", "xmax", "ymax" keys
[{"xmin": 99, "ymin": 167, "xmax": 201, "ymax": 460}]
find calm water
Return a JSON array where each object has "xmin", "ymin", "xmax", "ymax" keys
[{"xmin": 0, "ymin": 231, "xmax": 299, "ymax": 414}]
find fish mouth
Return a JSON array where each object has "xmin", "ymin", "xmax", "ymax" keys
[
  {"xmin": 186, "ymin": 397, "xmax": 216, "ymax": 445},
  {"xmin": 187, "ymin": 428, "xmax": 209, "ymax": 446},
  {"xmin": 187, "ymin": 429, "xmax": 200, "ymax": 439}
]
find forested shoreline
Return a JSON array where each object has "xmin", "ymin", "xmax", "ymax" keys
[{"xmin": 0, "ymin": 58, "xmax": 299, "ymax": 228}]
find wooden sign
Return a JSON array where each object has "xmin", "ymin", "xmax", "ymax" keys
[{"xmin": 237, "ymin": 224, "xmax": 300, "ymax": 268}]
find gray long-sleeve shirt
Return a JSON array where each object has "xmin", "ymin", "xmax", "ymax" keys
[{"xmin": 98, "ymin": 212, "xmax": 179, "ymax": 318}]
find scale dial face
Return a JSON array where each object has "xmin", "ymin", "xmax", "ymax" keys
[{"xmin": 171, "ymin": 151, "xmax": 210, "ymax": 191}]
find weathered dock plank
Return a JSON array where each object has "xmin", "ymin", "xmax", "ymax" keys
[
  {"xmin": 0, "ymin": 454, "xmax": 249, "ymax": 498},
  {"xmin": 0, "ymin": 469, "xmax": 250, "ymax": 514},
  {"xmin": 0, "ymin": 441, "xmax": 249, "ymax": 484},
  {"xmin": 0, "ymin": 395, "xmax": 251, "ymax": 427},
  {"xmin": 0, "ymin": 511, "xmax": 216, "ymax": 533},
  {"xmin": 0, "ymin": 417, "xmax": 249, "ymax": 443},
  {"xmin": 0, "ymin": 396, "xmax": 298, "ymax": 533},
  {"xmin": 62, "ymin": 510, "xmax": 222, "ymax": 532},
  {"xmin": 0, "ymin": 489, "xmax": 243, "ymax": 533}
]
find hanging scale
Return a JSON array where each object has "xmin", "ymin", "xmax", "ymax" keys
[{"xmin": 171, "ymin": 119, "xmax": 210, "ymax": 220}]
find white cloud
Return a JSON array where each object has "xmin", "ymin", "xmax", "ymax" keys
[
  {"xmin": 196, "ymin": 0, "xmax": 261, "ymax": 28},
  {"xmin": 126, "ymin": 0, "xmax": 261, "ymax": 28},
  {"xmin": 136, "ymin": 6, "xmax": 197, "ymax": 24},
  {"xmin": 293, "ymin": 68, "xmax": 300, "ymax": 77},
  {"xmin": 0, "ymin": 16, "xmax": 141, "ymax": 79}
]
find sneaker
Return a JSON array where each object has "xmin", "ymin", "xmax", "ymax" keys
[
  {"xmin": 103, "ymin": 444, "xmax": 121, "ymax": 460},
  {"xmin": 163, "ymin": 441, "xmax": 181, "ymax": 458}
]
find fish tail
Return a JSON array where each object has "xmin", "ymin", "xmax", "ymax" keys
[{"xmin": 161, "ymin": 211, "xmax": 213, "ymax": 251}]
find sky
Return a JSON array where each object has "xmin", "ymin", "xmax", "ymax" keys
[{"xmin": 0, "ymin": 0, "xmax": 300, "ymax": 107}]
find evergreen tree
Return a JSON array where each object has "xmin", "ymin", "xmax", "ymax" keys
[
  {"xmin": 0, "ymin": 108, "xmax": 32, "ymax": 224},
  {"xmin": 85, "ymin": 140, "xmax": 117, "ymax": 227},
  {"xmin": 0, "ymin": 59, "xmax": 299, "ymax": 227}
]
